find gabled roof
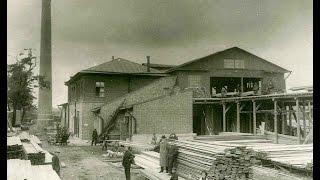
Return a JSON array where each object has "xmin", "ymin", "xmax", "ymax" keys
[
  {"xmin": 166, "ymin": 47, "xmax": 290, "ymax": 73},
  {"xmin": 65, "ymin": 58, "xmax": 167, "ymax": 85},
  {"xmin": 85, "ymin": 58, "xmax": 162, "ymax": 73},
  {"xmin": 141, "ymin": 63, "xmax": 176, "ymax": 68}
]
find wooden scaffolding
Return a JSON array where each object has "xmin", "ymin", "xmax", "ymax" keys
[{"xmin": 193, "ymin": 92, "xmax": 313, "ymax": 144}]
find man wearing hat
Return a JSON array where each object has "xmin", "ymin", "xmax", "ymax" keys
[
  {"xmin": 167, "ymin": 133, "xmax": 179, "ymax": 174},
  {"xmin": 159, "ymin": 135, "xmax": 168, "ymax": 173}
]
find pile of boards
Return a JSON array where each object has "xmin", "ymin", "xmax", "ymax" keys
[
  {"xmin": 7, "ymin": 159, "xmax": 60, "ymax": 180},
  {"xmin": 22, "ymin": 140, "xmax": 46, "ymax": 165},
  {"xmin": 134, "ymin": 151, "xmax": 186, "ymax": 180},
  {"xmin": 175, "ymin": 140, "xmax": 261, "ymax": 180},
  {"xmin": 7, "ymin": 132, "xmax": 50, "ymax": 165},
  {"xmin": 119, "ymin": 141, "xmax": 155, "ymax": 152},
  {"xmin": 7, "ymin": 136, "xmax": 25, "ymax": 159},
  {"xmin": 193, "ymin": 133, "xmax": 313, "ymax": 173}
]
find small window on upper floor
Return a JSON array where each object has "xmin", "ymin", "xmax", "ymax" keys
[
  {"xmin": 188, "ymin": 75, "xmax": 201, "ymax": 87},
  {"xmin": 224, "ymin": 59, "xmax": 245, "ymax": 69},
  {"xmin": 95, "ymin": 82, "xmax": 105, "ymax": 97}
]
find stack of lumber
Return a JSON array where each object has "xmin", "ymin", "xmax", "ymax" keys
[
  {"xmin": 175, "ymin": 140, "xmax": 259, "ymax": 180},
  {"xmin": 193, "ymin": 135, "xmax": 313, "ymax": 172},
  {"xmin": 22, "ymin": 140, "xmax": 45, "ymax": 165},
  {"xmin": 18, "ymin": 131, "xmax": 42, "ymax": 145},
  {"xmin": 119, "ymin": 141, "xmax": 155, "ymax": 152},
  {"xmin": 7, "ymin": 159, "xmax": 60, "ymax": 180},
  {"xmin": 134, "ymin": 151, "xmax": 186, "ymax": 180},
  {"xmin": 7, "ymin": 136, "xmax": 25, "ymax": 159}
]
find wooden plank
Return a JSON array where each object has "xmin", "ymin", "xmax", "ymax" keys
[
  {"xmin": 222, "ymin": 103, "xmax": 226, "ymax": 132},
  {"xmin": 253, "ymin": 101, "xmax": 257, "ymax": 135},
  {"xmin": 302, "ymin": 105, "xmax": 306, "ymax": 137},
  {"xmin": 296, "ymin": 99, "xmax": 301, "ymax": 144},
  {"xmin": 288, "ymin": 106, "xmax": 292, "ymax": 135},
  {"xmin": 236, "ymin": 102, "xmax": 240, "ymax": 133},
  {"xmin": 274, "ymin": 100, "xmax": 278, "ymax": 144}
]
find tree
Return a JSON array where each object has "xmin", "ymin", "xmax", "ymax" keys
[{"xmin": 7, "ymin": 49, "xmax": 49, "ymax": 126}]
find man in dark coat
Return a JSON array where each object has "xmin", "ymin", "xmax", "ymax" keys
[
  {"xmin": 51, "ymin": 152, "xmax": 61, "ymax": 176},
  {"xmin": 122, "ymin": 146, "xmax": 135, "ymax": 180},
  {"xmin": 91, "ymin": 129, "xmax": 98, "ymax": 146},
  {"xmin": 159, "ymin": 135, "xmax": 168, "ymax": 173},
  {"xmin": 167, "ymin": 134, "xmax": 179, "ymax": 174},
  {"xmin": 102, "ymin": 134, "xmax": 109, "ymax": 150}
]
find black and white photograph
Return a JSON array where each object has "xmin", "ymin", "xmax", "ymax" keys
[{"xmin": 7, "ymin": 0, "xmax": 313, "ymax": 179}]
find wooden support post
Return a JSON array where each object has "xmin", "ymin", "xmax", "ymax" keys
[
  {"xmin": 296, "ymin": 99, "xmax": 301, "ymax": 144},
  {"xmin": 222, "ymin": 103, "xmax": 226, "ymax": 132},
  {"xmin": 253, "ymin": 101, "xmax": 257, "ymax": 135},
  {"xmin": 288, "ymin": 106, "xmax": 292, "ymax": 135},
  {"xmin": 308, "ymin": 101, "xmax": 312, "ymax": 130},
  {"xmin": 236, "ymin": 102, "xmax": 240, "ymax": 133},
  {"xmin": 241, "ymin": 77, "xmax": 244, "ymax": 93},
  {"xmin": 302, "ymin": 104, "xmax": 306, "ymax": 137},
  {"xmin": 281, "ymin": 103, "xmax": 285, "ymax": 135},
  {"xmin": 274, "ymin": 100, "xmax": 278, "ymax": 144}
]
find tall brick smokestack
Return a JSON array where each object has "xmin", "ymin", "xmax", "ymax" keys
[
  {"xmin": 37, "ymin": 0, "xmax": 53, "ymax": 129},
  {"xmin": 146, "ymin": 56, "xmax": 150, "ymax": 72}
]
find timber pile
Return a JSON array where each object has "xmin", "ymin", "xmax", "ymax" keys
[
  {"xmin": 18, "ymin": 131, "xmax": 42, "ymax": 145},
  {"xmin": 119, "ymin": 141, "xmax": 154, "ymax": 152},
  {"xmin": 134, "ymin": 151, "xmax": 186, "ymax": 180},
  {"xmin": 7, "ymin": 159, "xmax": 60, "ymax": 180},
  {"xmin": 22, "ymin": 140, "xmax": 45, "ymax": 165},
  {"xmin": 7, "ymin": 136, "xmax": 25, "ymax": 159},
  {"xmin": 175, "ymin": 140, "xmax": 260, "ymax": 180},
  {"xmin": 193, "ymin": 136, "xmax": 313, "ymax": 172}
]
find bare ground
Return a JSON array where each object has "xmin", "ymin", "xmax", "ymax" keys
[{"xmin": 42, "ymin": 142, "xmax": 145, "ymax": 180}]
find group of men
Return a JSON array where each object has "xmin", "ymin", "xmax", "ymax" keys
[{"xmin": 159, "ymin": 133, "xmax": 179, "ymax": 179}]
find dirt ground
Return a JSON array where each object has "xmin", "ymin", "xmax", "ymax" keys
[{"xmin": 42, "ymin": 142, "xmax": 145, "ymax": 180}]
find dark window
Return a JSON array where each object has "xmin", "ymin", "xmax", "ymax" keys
[
  {"xmin": 224, "ymin": 59, "xmax": 245, "ymax": 69},
  {"xmin": 95, "ymin": 82, "xmax": 105, "ymax": 97}
]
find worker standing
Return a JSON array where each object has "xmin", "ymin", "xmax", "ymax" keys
[
  {"xmin": 167, "ymin": 134, "xmax": 179, "ymax": 175},
  {"xmin": 159, "ymin": 135, "xmax": 168, "ymax": 173},
  {"xmin": 122, "ymin": 146, "xmax": 135, "ymax": 180},
  {"xmin": 51, "ymin": 152, "xmax": 61, "ymax": 176},
  {"xmin": 102, "ymin": 134, "xmax": 109, "ymax": 150},
  {"xmin": 91, "ymin": 129, "xmax": 98, "ymax": 146}
]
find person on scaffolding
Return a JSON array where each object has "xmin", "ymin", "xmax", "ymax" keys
[
  {"xmin": 159, "ymin": 135, "xmax": 168, "ymax": 173},
  {"xmin": 221, "ymin": 86, "xmax": 228, "ymax": 97}
]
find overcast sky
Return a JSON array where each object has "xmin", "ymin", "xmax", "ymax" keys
[{"xmin": 8, "ymin": 0, "xmax": 313, "ymax": 107}]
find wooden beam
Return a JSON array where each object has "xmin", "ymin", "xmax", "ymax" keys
[
  {"xmin": 222, "ymin": 103, "xmax": 226, "ymax": 132},
  {"xmin": 253, "ymin": 101, "xmax": 257, "ymax": 135},
  {"xmin": 256, "ymin": 103, "xmax": 262, "ymax": 111},
  {"xmin": 302, "ymin": 104, "xmax": 306, "ymax": 138},
  {"xmin": 282, "ymin": 107, "xmax": 286, "ymax": 135},
  {"xmin": 241, "ymin": 77, "xmax": 244, "ymax": 93},
  {"xmin": 308, "ymin": 101, "xmax": 312, "ymax": 130},
  {"xmin": 288, "ymin": 106, "xmax": 292, "ymax": 135},
  {"xmin": 237, "ymin": 102, "xmax": 240, "ymax": 133},
  {"xmin": 296, "ymin": 99, "xmax": 301, "ymax": 144},
  {"xmin": 225, "ymin": 104, "xmax": 232, "ymax": 113},
  {"xmin": 274, "ymin": 100, "xmax": 278, "ymax": 144}
]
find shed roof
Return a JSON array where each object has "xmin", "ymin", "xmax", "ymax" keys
[{"xmin": 166, "ymin": 47, "xmax": 290, "ymax": 73}]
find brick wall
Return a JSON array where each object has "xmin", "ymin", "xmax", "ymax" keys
[{"xmin": 133, "ymin": 90, "xmax": 193, "ymax": 134}]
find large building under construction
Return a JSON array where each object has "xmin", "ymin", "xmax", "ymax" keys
[{"xmin": 59, "ymin": 47, "xmax": 312, "ymax": 141}]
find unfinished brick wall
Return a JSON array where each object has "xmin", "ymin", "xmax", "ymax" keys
[{"xmin": 133, "ymin": 91, "xmax": 193, "ymax": 134}]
